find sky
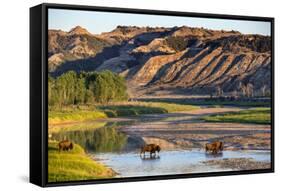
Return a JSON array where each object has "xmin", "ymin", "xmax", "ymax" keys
[{"xmin": 48, "ymin": 8, "xmax": 271, "ymax": 36}]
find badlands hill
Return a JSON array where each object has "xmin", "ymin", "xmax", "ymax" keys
[{"xmin": 48, "ymin": 25, "xmax": 271, "ymax": 97}]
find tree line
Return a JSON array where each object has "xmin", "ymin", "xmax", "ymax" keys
[
  {"xmin": 213, "ymin": 82, "xmax": 270, "ymax": 98},
  {"xmin": 48, "ymin": 70, "xmax": 128, "ymax": 107}
]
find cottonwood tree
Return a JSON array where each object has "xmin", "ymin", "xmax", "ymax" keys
[
  {"xmin": 216, "ymin": 86, "xmax": 223, "ymax": 97},
  {"xmin": 246, "ymin": 83, "xmax": 254, "ymax": 97},
  {"xmin": 239, "ymin": 82, "xmax": 247, "ymax": 97},
  {"xmin": 261, "ymin": 84, "xmax": 268, "ymax": 97},
  {"xmin": 48, "ymin": 70, "xmax": 128, "ymax": 107}
]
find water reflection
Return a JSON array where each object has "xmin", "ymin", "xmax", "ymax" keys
[
  {"xmin": 140, "ymin": 155, "xmax": 160, "ymax": 160},
  {"xmin": 205, "ymin": 152, "xmax": 223, "ymax": 158},
  {"xmin": 52, "ymin": 126, "xmax": 128, "ymax": 152},
  {"xmin": 93, "ymin": 150, "xmax": 270, "ymax": 177}
]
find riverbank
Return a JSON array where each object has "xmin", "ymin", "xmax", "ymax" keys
[
  {"xmin": 202, "ymin": 158, "xmax": 271, "ymax": 170},
  {"xmin": 48, "ymin": 141, "xmax": 116, "ymax": 182},
  {"xmin": 202, "ymin": 107, "xmax": 271, "ymax": 124},
  {"xmin": 49, "ymin": 101, "xmax": 199, "ymax": 125}
]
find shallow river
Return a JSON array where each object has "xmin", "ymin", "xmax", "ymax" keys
[
  {"xmin": 92, "ymin": 149, "xmax": 270, "ymax": 177},
  {"xmin": 52, "ymin": 106, "xmax": 271, "ymax": 177}
]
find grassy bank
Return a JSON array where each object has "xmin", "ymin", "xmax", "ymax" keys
[
  {"xmin": 49, "ymin": 121, "xmax": 107, "ymax": 133},
  {"xmin": 49, "ymin": 110, "xmax": 107, "ymax": 125},
  {"xmin": 48, "ymin": 141, "xmax": 116, "ymax": 182},
  {"xmin": 203, "ymin": 107, "xmax": 271, "ymax": 124},
  {"xmin": 49, "ymin": 102, "xmax": 199, "ymax": 125},
  {"xmin": 98, "ymin": 102, "xmax": 199, "ymax": 117}
]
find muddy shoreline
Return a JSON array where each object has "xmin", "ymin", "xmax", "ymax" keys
[
  {"xmin": 202, "ymin": 158, "xmax": 271, "ymax": 170},
  {"xmin": 116, "ymin": 107, "xmax": 271, "ymax": 151}
]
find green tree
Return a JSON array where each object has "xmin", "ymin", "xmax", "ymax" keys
[
  {"xmin": 48, "ymin": 70, "xmax": 128, "ymax": 107},
  {"xmin": 48, "ymin": 76, "xmax": 55, "ymax": 106},
  {"xmin": 75, "ymin": 76, "xmax": 86, "ymax": 104}
]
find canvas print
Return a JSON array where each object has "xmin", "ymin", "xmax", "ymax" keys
[{"xmin": 47, "ymin": 8, "xmax": 272, "ymax": 183}]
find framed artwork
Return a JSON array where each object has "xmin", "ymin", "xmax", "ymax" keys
[{"xmin": 30, "ymin": 3, "xmax": 274, "ymax": 187}]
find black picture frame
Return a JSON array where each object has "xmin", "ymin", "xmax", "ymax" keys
[{"xmin": 30, "ymin": 3, "xmax": 275, "ymax": 187}]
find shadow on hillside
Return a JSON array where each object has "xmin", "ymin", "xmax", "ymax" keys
[{"xmin": 137, "ymin": 97, "xmax": 271, "ymax": 107}]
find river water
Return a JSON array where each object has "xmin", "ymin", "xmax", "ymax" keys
[
  {"xmin": 51, "ymin": 107, "xmax": 271, "ymax": 177},
  {"xmin": 92, "ymin": 149, "xmax": 270, "ymax": 177}
]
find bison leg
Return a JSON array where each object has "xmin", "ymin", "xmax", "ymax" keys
[
  {"xmin": 140, "ymin": 150, "xmax": 144, "ymax": 157},
  {"xmin": 140, "ymin": 149, "xmax": 146, "ymax": 158},
  {"xmin": 212, "ymin": 149, "xmax": 218, "ymax": 154},
  {"xmin": 220, "ymin": 143, "xmax": 224, "ymax": 151}
]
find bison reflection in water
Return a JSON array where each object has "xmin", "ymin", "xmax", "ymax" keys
[
  {"xmin": 205, "ymin": 152, "xmax": 223, "ymax": 158},
  {"xmin": 140, "ymin": 144, "xmax": 161, "ymax": 159}
]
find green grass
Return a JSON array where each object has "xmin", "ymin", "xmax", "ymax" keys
[
  {"xmin": 49, "ymin": 102, "xmax": 199, "ymax": 124},
  {"xmin": 48, "ymin": 142, "xmax": 115, "ymax": 182},
  {"xmin": 98, "ymin": 105, "xmax": 166, "ymax": 117},
  {"xmin": 49, "ymin": 110, "xmax": 107, "ymax": 125},
  {"xmin": 143, "ymin": 102, "xmax": 199, "ymax": 112},
  {"xmin": 49, "ymin": 121, "xmax": 107, "ymax": 133},
  {"xmin": 98, "ymin": 101, "xmax": 198, "ymax": 117},
  {"xmin": 203, "ymin": 107, "xmax": 271, "ymax": 124}
]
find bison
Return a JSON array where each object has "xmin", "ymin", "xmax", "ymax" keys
[
  {"xmin": 140, "ymin": 144, "xmax": 161, "ymax": 157},
  {"xmin": 205, "ymin": 141, "xmax": 223, "ymax": 154},
  {"xmin": 58, "ymin": 140, "xmax": 74, "ymax": 152}
]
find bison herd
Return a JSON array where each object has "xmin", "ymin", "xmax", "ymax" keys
[
  {"xmin": 139, "ymin": 141, "xmax": 224, "ymax": 159},
  {"xmin": 57, "ymin": 140, "xmax": 224, "ymax": 157}
]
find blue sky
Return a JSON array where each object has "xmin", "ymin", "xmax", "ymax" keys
[{"xmin": 48, "ymin": 9, "xmax": 271, "ymax": 36}]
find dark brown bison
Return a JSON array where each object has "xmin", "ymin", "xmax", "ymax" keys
[
  {"xmin": 58, "ymin": 140, "xmax": 74, "ymax": 152},
  {"xmin": 205, "ymin": 141, "xmax": 223, "ymax": 154},
  {"xmin": 140, "ymin": 144, "xmax": 161, "ymax": 157}
]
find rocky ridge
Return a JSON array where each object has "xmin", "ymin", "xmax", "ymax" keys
[{"xmin": 48, "ymin": 25, "xmax": 271, "ymax": 97}]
